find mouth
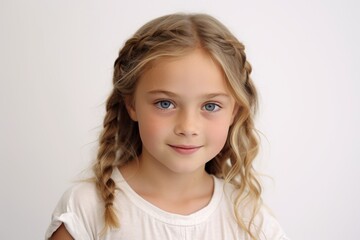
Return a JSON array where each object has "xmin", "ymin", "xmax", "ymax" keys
[{"xmin": 168, "ymin": 144, "xmax": 202, "ymax": 155}]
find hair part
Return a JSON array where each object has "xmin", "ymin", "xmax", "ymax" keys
[{"xmin": 93, "ymin": 13, "xmax": 262, "ymax": 239}]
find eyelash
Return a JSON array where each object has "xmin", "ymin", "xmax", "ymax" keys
[
  {"xmin": 202, "ymin": 103, "xmax": 221, "ymax": 112},
  {"xmin": 154, "ymin": 100, "xmax": 221, "ymax": 112},
  {"xmin": 155, "ymin": 100, "xmax": 175, "ymax": 110}
]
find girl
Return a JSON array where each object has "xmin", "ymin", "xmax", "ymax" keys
[{"xmin": 46, "ymin": 13, "xmax": 289, "ymax": 240}]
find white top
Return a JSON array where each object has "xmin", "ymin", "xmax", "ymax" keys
[{"xmin": 45, "ymin": 168, "xmax": 289, "ymax": 240}]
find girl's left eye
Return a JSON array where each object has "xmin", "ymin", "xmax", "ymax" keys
[
  {"xmin": 203, "ymin": 103, "xmax": 221, "ymax": 112},
  {"xmin": 155, "ymin": 100, "xmax": 175, "ymax": 109}
]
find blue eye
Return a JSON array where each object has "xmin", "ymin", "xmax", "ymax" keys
[
  {"xmin": 203, "ymin": 103, "xmax": 220, "ymax": 112},
  {"xmin": 155, "ymin": 100, "xmax": 175, "ymax": 109}
]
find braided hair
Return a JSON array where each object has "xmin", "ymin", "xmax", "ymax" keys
[{"xmin": 93, "ymin": 13, "xmax": 261, "ymax": 239}]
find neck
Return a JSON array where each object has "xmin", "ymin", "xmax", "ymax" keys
[{"xmin": 120, "ymin": 156, "xmax": 213, "ymax": 201}]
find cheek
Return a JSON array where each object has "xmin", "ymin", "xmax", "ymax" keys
[
  {"xmin": 207, "ymin": 118, "xmax": 232, "ymax": 150},
  {"xmin": 137, "ymin": 111, "xmax": 168, "ymax": 143}
]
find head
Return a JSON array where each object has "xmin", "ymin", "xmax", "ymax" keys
[
  {"xmin": 94, "ymin": 13, "xmax": 261, "ymax": 239},
  {"xmin": 113, "ymin": 13, "xmax": 257, "ymax": 171}
]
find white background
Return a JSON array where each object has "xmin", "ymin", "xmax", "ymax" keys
[{"xmin": 1, "ymin": 0, "xmax": 359, "ymax": 239}]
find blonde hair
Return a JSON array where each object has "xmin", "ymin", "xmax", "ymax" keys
[{"xmin": 93, "ymin": 13, "xmax": 262, "ymax": 239}]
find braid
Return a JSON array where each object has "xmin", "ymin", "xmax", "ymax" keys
[
  {"xmin": 93, "ymin": 90, "xmax": 122, "ymax": 231},
  {"xmin": 230, "ymin": 46, "xmax": 262, "ymax": 240},
  {"xmin": 93, "ymin": 35, "xmax": 145, "ymax": 233}
]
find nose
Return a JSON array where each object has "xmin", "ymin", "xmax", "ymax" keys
[{"xmin": 174, "ymin": 109, "xmax": 199, "ymax": 137}]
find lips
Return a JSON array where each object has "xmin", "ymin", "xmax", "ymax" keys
[{"xmin": 168, "ymin": 144, "xmax": 202, "ymax": 155}]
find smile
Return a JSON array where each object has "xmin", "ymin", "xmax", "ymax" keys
[{"xmin": 168, "ymin": 145, "xmax": 202, "ymax": 155}]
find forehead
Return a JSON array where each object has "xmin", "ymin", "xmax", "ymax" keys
[{"xmin": 136, "ymin": 49, "xmax": 231, "ymax": 95}]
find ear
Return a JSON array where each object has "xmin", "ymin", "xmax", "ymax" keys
[{"xmin": 125, "ymin": 96, "xmax": 138, "ymax": 121}]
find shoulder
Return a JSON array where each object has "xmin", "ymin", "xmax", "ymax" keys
[
  {"xmin": 255, "ymin": 205, "xmax": 290, "ymax": 240},
  {"xmin": 55, "ymin": 180, "xmax": 102, "ymax": 213},
  {"xmin": 216, "ymin": 177, "xmax": 289, "ymax": 240},
  {"xmin": 45, "ymin": 181, "xmax": 104, "ymax": 240}
]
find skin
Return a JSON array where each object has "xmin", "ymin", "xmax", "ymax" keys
[
  {"xmin": 50, "ymin": 223, "xmax": 73, "ymax": 240},
  {"xmin": 50, "ymin": 48, "xmax": 237, "ymax": 238},
  {"xmin": 123, "ymin": 48, "xmax": 237, "ymax": 214}
]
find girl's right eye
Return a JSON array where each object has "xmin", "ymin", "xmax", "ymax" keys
[{"xmin": 155, "ymin": 100, "xmax": 175, "ymax": 110}]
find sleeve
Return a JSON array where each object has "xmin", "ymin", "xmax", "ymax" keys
[
  {"xmin": 45, "ymin": 186, "xmax": 92, "ymax": 240},
  {"xmin": 257, "ymin": 206, "xmax": 291, "ymax": 240}
]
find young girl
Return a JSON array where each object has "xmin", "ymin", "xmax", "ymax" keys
[{"xmin": 46, "ymin": 13, "xmax": 289, "ymax": 240}]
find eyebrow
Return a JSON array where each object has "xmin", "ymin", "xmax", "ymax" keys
[{"xmin": 146, "ymin": 90, "xmax": 231, "ymax": 99}]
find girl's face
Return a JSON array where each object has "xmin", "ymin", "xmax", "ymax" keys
[{"xmin": 127, "ymin": 49, "xmax": 237, "ymax": 176}]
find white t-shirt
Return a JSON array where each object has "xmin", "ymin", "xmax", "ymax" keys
[{"xmin": 45, "ymin": 168, "xmax": 289, "ymax": 240}]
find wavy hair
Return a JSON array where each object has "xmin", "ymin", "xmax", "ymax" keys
[{"xmin": 93, "ymin": 13, "xmax": 262, "ymax": 239}]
